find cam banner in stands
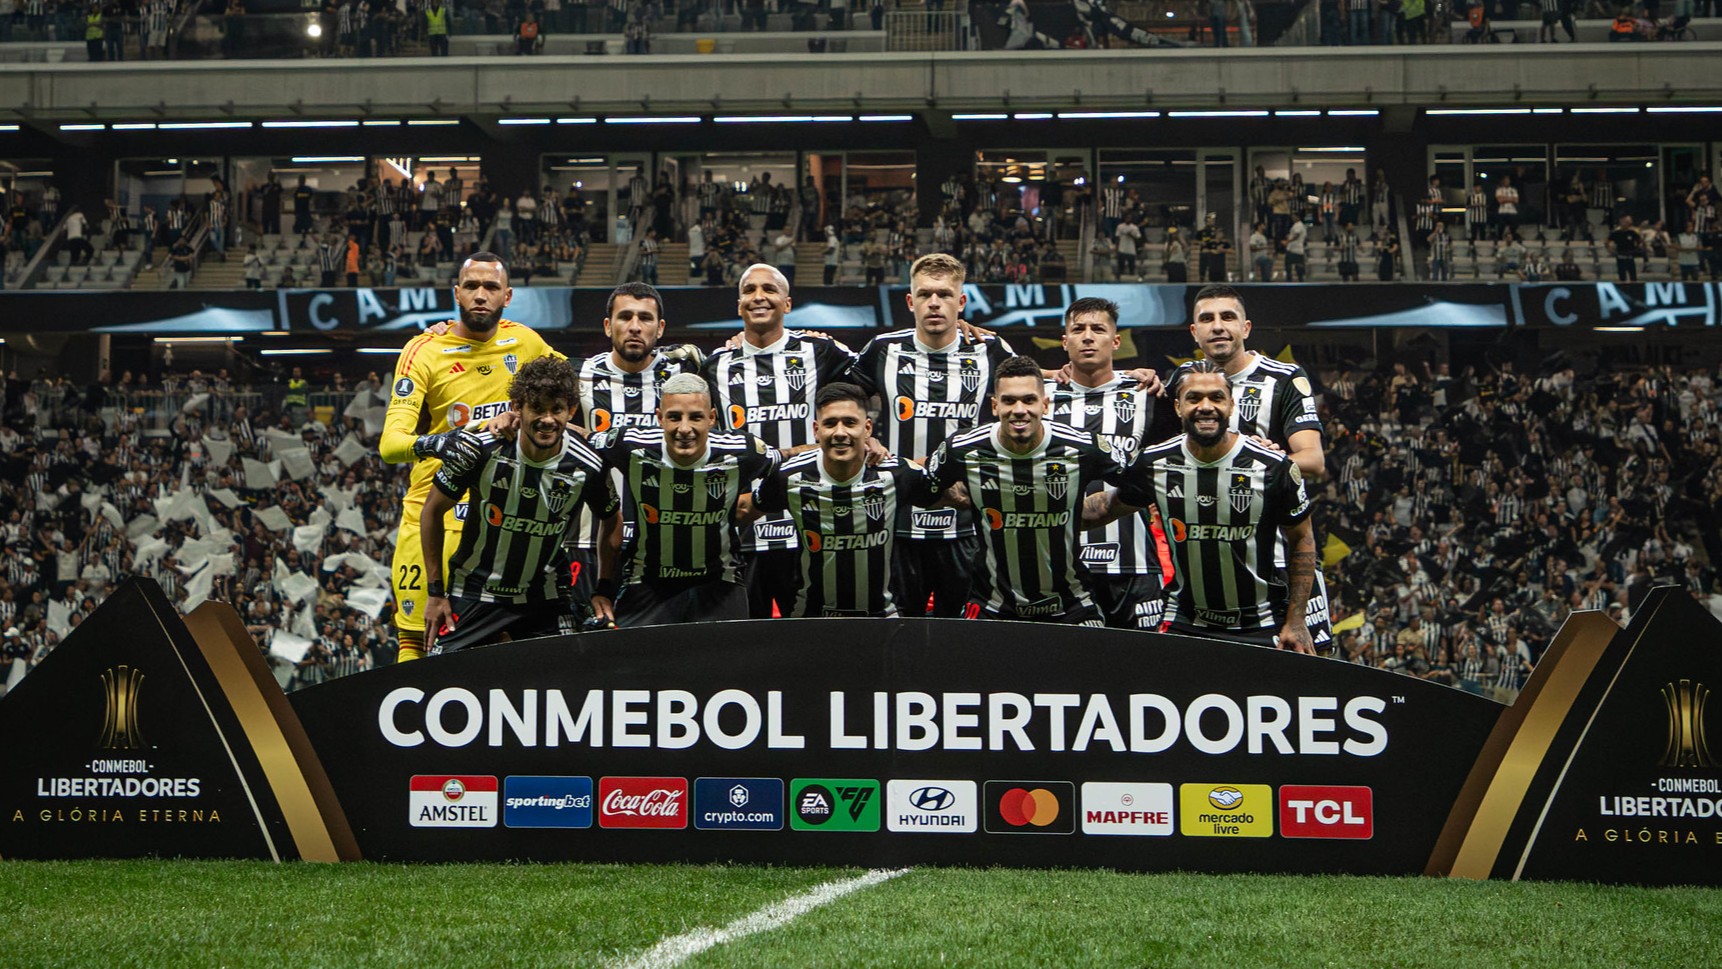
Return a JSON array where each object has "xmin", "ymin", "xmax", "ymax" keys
[
  {"xmin": 0, "ymin": 579, "xmax": 357, "ymax": 862},
  {"xmin": 3, "ymin": 581, "xmax": 1719, "ymax": 882}
]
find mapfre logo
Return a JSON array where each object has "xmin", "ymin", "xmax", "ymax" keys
[
  {"xmin": 1278, "ymin": 785, "xmax": 1374, "ymax": 840},
  {"xmin": 598, "ymin": 776, "xmax": 688, "ymax": 829}
]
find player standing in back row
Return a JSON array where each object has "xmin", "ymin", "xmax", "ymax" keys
[
  {"xmin": 567, "ymin": 282, "xmax": 704, "ymax": 612},
  {"xmin": 1166, "ymin": 284, "xmax": 1333, "ymax": 653},
  {"xmin": 853, "ymin": 252, "xmax": 1015, "ymax": 618},
  {"xmin": 1047, "ymin": 297, "xmax": 1165, "ymax": 630},
  {"xmin": 380, "ymin": 252, "xmax": 561, "ymax": 662},
  {"xmin": 702, "ymin": 264, "xmax": 859, "ymax": 619}
]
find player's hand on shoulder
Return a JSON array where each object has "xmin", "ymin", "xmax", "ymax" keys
[
  {"xmin": 1250, "ymin": 435, "xmax": 1284, "ymax": 453},
  {"xmin": 863, "ymin": 438, "xmax": 891, "ymax": 467},
  {"xmin": 481, "ymin": 408, "xmax": 521, "ymax": 441},
  {"xmin": 1126, "ymin": 368, "xmax": 1164, "ymax": 395},
  {"xmin": 1049, "ymin": 363, "xmax": 1075, "ymax": 386},
  {"xmin": 956, "ymin": 319, "xmax": 998, "ymax": 341},
  {"xmin": 413, "ymin": 427, "xmax": 486, "ymax": 470},
  {"xmin": 425, "ymin": 320, "xmax": 455, "ymax": 337},
  {"xmin": 662, "ymin": 343, "xmax": 706, "ymax": 370}
]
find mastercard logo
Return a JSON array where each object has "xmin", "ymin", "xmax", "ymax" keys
[
  {"xmin": 728, "ymin": 404, "xmax": 747, "ymax": 429},
  {"xmin": 1168, "ymin": 517, "xmax": 1187, "ymax": 543},
  {"xmin": 591, "ymin": 409, "xmax": 612, "ymax": 434},
  {"xmin": 984, "ymin": 508, "xmax": 1003, "ymax": 531},
  {"xmin": 641, "ymin": 503, "xmax": 660, "ymax": 525},
  {"xmin": 485, "ymin": 503, "xmax": 503, "ymax": 526},
  {"xmin": 803, "ymin": 530, "xmax": 823, "ymax": 552},
  {"xmin": 998, "ymin": 788, "xmax": 1061, "ymax": 827},
  {"xmin": 896, "ymin": 396, "xmax": 915, "ymax": 421}
]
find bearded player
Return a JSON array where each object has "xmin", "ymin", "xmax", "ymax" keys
[{"xmin": 380, "ymin": 252, "xmax": 562, "ymax": 662}]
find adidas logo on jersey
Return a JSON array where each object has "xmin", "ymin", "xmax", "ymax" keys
[{"xmin": 449, "ymin": 363, "xmax": 466, "ymax": 374}]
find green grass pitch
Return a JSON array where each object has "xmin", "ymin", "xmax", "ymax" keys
[{"xmin": 2, "ymin": 860, "xmax": 1719, "ymax": 967}]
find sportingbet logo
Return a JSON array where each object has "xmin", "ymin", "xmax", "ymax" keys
[
  {"xmin": 1080, "ymin": 782, "xmax": 1174, "ymax": 836},
  {"xmin": 1278, "ymin": 785, "xmax": 1373, "ymax": 840},
  {"xmin": 790, "ymin": 778, "xmax": 881, "ymax": 831},
  {"xmin": 409, "ymin": 775, "xmax": 498, "ymax": 828},
  {"xmin": 1179, "ymin": 783, "xmax": 1273, "ymax": 838},
  {"xmin": 598, "ymin": 776, "xmax": 688, "ymax": 829},
  {"xmin": 502, "ymin": 775, "xmax": 593, "ymax": 829},
  {"xmin": 887, "ymin": 779, "xmax": 978, "ymax": 833}
]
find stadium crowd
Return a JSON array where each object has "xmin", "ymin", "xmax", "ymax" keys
[{"xmin": 0, "ymin": 333, "xmax": 1715, "ymax": 700}]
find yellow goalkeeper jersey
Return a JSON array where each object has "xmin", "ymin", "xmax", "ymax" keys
[{"xmin": 380, "ymin": 319, "xmax": 562, "ymax": 507}]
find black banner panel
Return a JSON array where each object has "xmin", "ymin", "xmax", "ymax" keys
[
  {"xmin": 6, "ymin": 582, "xmax": 1721, "ymax": 883},
  {"xmin": 286, "ymin": 619, "xmax": 1500, "ymax": 874}
]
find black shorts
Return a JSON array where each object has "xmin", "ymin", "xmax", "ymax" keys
[
  {"xmin": 615, "ymin": 579, "xmax": 749, "ymax": 628},
  {"xmin": 1085, "ymin": 572, "xmax": 1167, "ymax": 630},
  {"xmin": 743, "ymin": 549, "xmax": 800, "ymax": 619},
  {"xmin": 1273, "ymin": 566, "xmax": 1336, "ymax": 656},
  {"xmin": 963, "ymin": 596, "xmax": 1104, "ymax": 626},
  {"xmin": 1159, "ymin": 620, "xmax": 1279, "ymax": 648},
  {"xmin": 892, "ymin": 534, "xmax": 981, "ymax": 619},
  {"xmin": 428, "ymin": 596, "xmax": 575, "ymax": 655},
  {"xmin": 566, "ymin": 548, "xmax": 597, "ymax": 617}
]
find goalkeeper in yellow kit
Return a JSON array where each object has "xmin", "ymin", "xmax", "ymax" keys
[{"xmin": 380, "ymin": 252, "xmax": 562, "ymax": 662}]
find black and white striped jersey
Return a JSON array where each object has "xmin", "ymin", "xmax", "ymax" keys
[
  {"xmin": 569, "ymin": 350, "xmax": 701, "ymax": 550},
  {"xmin": 703, "ymin": 331, "xmax": 858, "ymax": 551},
  {"xmin": 1171, "ymin": 353, "xmax": 1322, "ymax": 445},
  {"xmin": 923, "ymin": 422, "xmax": 1129, "ymax": 617},
  {"xmin": 753, "ymin": 453, "xmax": 930, "ymax": 618},
  {"xmin": 594, "ymin": 427, "xmax": 779, "ymax": 586},
  {"xmin": 433, "ymin": 429, "xmax": 618, "ymax": 605},
  {"xmin": 1047, "ymin": 374, "xmax": 1159, "ymax": 577},
  {"xmin": 1119, "ymin": 436, "xmax": 1311, "ymax": 631},
  {"xmin": 854, "ymin": 329, "xmax": 1014, "ymax": 540}
]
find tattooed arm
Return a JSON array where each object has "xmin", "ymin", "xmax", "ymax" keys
[{"xmin": 1279, "ymin": 516, "xmax": 1316, "ymax": 655}]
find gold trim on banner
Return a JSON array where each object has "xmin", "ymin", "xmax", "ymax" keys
[
  {"xmin": 1429, "ymin": 610, "xmax": 1621, "ymax": 880},
  {"xmin": 182, "ymin": 605, "xmax": 360, "ymax": 863}
]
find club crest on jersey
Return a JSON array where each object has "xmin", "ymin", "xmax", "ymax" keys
[
  {"xmin": 1045, "ymin": 462, "xmax": 1070, "ymax": 501},
  {"xmin": 783, "ymin": 356, "xmax": 808, "ymax": 392},
  {"xmin": 1229, "ymin": 472, "xmax": 1253, "ymax": 513},
  {"xmin": 706, "ymin": 473, "xmax": 728, "ymax": 501},
  {"xmin": 959, "ymin": 358, "xmax": 981, "ymax": 393},
  {"xmin": 546, "ymin": 478, "xmax": 575, "ymax": 514},
  {"xmin": 1239, "ymin": 385, "xmax": 1264, "ymax": 424},
  {"xmin": 1116, "ymin": 392, "xmax": 1136, "ymax": 423},
  {"xmin": 862, "ymin": 490, "xmax": 887, "ymax": 521},
  {"xmin": 504, "ymin": 354, "xmax": 519, "ymax": 375}
]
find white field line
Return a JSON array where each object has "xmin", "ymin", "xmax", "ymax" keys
[{"xmin": 608, "ymin": 867, "xmax": 911, "ymax": 969}]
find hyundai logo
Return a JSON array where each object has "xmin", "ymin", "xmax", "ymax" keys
[{"xmin": 909, "ymin": 786, "xmax": 955, "ymax": 811}]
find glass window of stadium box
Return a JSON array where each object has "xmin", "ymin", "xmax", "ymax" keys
[
  {"xmin": 1551, "ymin": 146, "xmax": 1662, "ymax": 233},
  {"xmin": 1432, "ymin": 146, "xmax": 1550, "ymax": 230},
  {"xmin": 688, "ymin": 152, "xmax": 798, "ymax": 238},
  {"xmin": 543, "ymin": 157, "xmax": 614, "ymax": 244},
  {"xmin": 116, "ymin": 158, "xmax": 229, "ymax": 228},
  {"xmin": 1247, "ymin": 146, "xmax": 1371, "ymax": 222},
  {"xmin": 971, "ymin": 150, "xmax": 1090, "ymax": 241},
  {"xmin": 1094, "ymin": 149, "xmax": 1240, "ymax": 235}
]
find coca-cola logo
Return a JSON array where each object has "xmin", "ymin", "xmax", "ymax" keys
[
  {"xmin": 602, "ymin": 788, "xmax": 684, "ymax": 816},
  {"xmin": 598, "ymin": 777, "xmax": 689, "ymax": 829}
]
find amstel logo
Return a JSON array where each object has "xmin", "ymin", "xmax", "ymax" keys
[
  {"xmin": 1660, "ymin": 679, "xmax": 1715, "ymax": 769},
  {"xmin": 99, "ymin": 665, "xmax": 147, "ymax": 750}
]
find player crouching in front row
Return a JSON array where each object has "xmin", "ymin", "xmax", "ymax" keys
[{"xmin": 420, "ymin": 357, "xmax": 622, "ymax": 654}]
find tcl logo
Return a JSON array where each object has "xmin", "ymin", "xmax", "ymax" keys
[
  {"xmin": 1278, "ymin": 785, "xmax": 1373, "ymax": 840},
  {"xmin": 598, "ymin": 777, "xmax": 688, "ymax": 829}
]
